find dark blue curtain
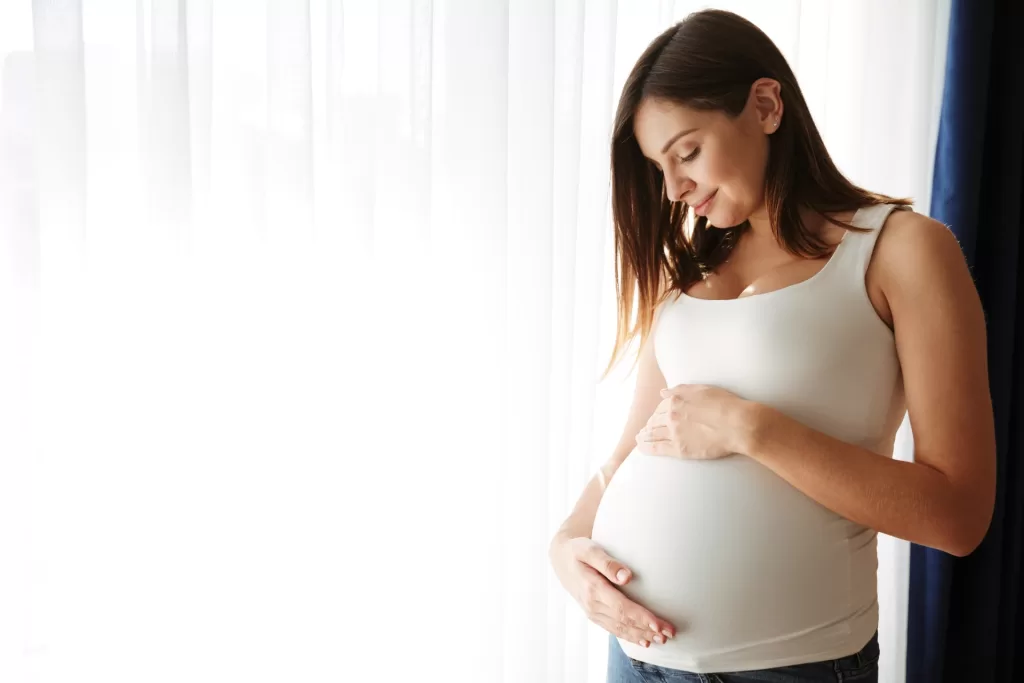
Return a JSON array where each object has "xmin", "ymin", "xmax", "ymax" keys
[{"xmin": 907, "ymin": 0, "xmax": 1024, "ymax": 680}]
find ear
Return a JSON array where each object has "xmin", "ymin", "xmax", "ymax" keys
[{"xmin": 749, "ymin": 78, "xmax": 783, "ymax": 134}]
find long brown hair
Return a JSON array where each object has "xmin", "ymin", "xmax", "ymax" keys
[{"xmin": 603, "ymin": 9, "xmax": 911, "ymax": 378}]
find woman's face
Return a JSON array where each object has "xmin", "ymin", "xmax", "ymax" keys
[{"xmin": 632, "ymin": 85, "xmax": 780, "ymax": 228}]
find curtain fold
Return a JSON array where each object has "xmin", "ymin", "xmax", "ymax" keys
[
  {"xmin": 0, "ymin": 2, "xmax": 948, "ymax": 681},
  {"xmin": 908, "ymin": 0, "xmax": 1024, "ymax": 680}
]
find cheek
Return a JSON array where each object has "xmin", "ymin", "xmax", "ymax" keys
[
  {"xmin": 718, "ymin": 140, "xmax": 767, "ymax": 207},
  {"xmin": 699, "ymin": 143, "xmax": 764, "ymax": 227}
]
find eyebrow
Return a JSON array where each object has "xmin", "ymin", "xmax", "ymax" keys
[{"xmin": 660, "ymin": 128, "xmax": 699, "ymax": 154}]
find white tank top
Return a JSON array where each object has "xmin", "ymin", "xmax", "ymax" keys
[{"xmin": 591, "ymin": 204, "xmax": 906, "ymax": 672}]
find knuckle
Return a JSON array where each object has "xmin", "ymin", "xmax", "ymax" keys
[
  {"xmin": 614, "ymin": 601, "xmax": 627, "ymax": 623},
  {"xmin": 581, "ymin": 582, "xmax": 599, "ymax": 610}
]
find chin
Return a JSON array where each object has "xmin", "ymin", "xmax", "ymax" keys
[
  {"xmin": 706, "ymin": 204, "xmax": 753, "ymax": 229},
  {"xmin": 707, "ymin": 212, "xmax": 743, "ymax": 229}
]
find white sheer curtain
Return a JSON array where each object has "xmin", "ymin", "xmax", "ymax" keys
[{"xmin": 0, "ymin": 1, "xmax": 948, "ymax": 682}]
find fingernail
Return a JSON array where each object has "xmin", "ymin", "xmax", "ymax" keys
[
  {"xmin": 653, "ymin": 634, "xmax": 664, "ymax": 644},
  {"xmin": 649, "ymin": 622, "xmax": 659, "ymax": 631},
  {"xmin": 662, "ymin": 629, "xmax": 673, "ymax": 638},
  {"xmin": 640, "ymin": 639, "xmax": 649, "ymax": 648},
  {"xmin": 616, "ymin": 569, "xmax": 630, "ymax": 583}
]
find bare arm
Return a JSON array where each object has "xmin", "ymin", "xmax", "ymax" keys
[
  {"xmin": 551, "ymin": 322, "xmax": 668, "ymax": 546},
  {"xmin": 548, "ymin": 322, "xmax": 678, "ymax": 647},
  {"xmin": 740, "ymin": 212, "xmax": 996, "ymax": 556}
]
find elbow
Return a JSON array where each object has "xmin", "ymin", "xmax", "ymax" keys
[
  {"xmin": 944, "ymin": 531, "xmax": 985, "ymax": 558},
  {"xmin": 941, "ymin": 497, "xmax": 995, "ymax": 558}
]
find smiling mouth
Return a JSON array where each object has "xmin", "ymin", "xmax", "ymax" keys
[{"xmin": 691, "ymin": 191, "xmax": 717, "ymax": 212}]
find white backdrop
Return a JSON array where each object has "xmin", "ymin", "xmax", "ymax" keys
[{"xmin": 0, "ymin": 1, "xmax": 949, "ymax": 682}]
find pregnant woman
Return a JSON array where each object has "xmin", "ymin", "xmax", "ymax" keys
[{"xmin": 548, "ymin": 10, "xmax": 996, "ymax": 683}]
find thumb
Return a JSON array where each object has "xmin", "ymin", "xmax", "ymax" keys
[{"xmin": 587, "ymin": 544, "xmax": 632, "ymax": 585}]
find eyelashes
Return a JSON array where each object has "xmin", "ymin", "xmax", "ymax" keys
[
  {"xmin": 678, "ymin": 147, "xmax": 700, "ymax": 163},
  {"xmin": 650, "ymin": 147, "xmax": 700, "ymax": 174}
]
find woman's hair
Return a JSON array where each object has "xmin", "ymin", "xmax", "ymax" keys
[{"xmin": 602, "ymin": 9, "xmax": 911, "ymax": 378}]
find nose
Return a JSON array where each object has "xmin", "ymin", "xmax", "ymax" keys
[{"xmin": 663, "ymin": 173, "xmax": 692, "ymax": 204}]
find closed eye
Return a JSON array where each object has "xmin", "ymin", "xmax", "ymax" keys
[
  {"xmin": 678, "ymin": 147, "xmax": 700, "ymax": 163},
  {"xmin": 649, "ymin": 146, "xmax": 699, "ymax": 173}
]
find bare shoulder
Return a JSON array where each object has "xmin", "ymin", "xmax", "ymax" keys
[
  {"xmin": 869, "ymin": 207, "xmax": 984, "ymax": 330},
  {"xmin": 872, "ymin": 209, "xmax": 969, "ymax": 284},
  {"xmin": 860, "ymin": 208, "xmax": 976, "ymax": 329},
  {"xmin": 868, "ymin": 208, "xmax": 995, "ymax": 557}
]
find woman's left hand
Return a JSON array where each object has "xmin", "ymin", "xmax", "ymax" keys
[{"xmin": 635, "ymin": 384, "xmax": 755, "ymax": 460}]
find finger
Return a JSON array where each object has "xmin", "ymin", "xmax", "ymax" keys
[
  {"xmin": 645, "ymin": 440, "xmax": 676, "ymax": 457},
  {"xmin": 580, "ymin": 543, "xmax": 633, "ymax": 586},
  {"xmin": 636, "ymin": 429, "xmax": 673, "ymax": 446},
  {"xmin": 580, "ymin": 567, "xmax": 678, "ymax": 642},
  {"xmin": 593, "ymin": 606, "xmax": 655, "ymax": 651},
  {"xmin": 594, "ymin": 597, "xmax": 676, "ymax": 643},
  {"xmin": 637, "ymin": 425, "xmax": 671, "ymax": 442},
  {"xmin": 659, "ymin": 386, "xmax": 686, "ymax": 401},
  {"xmin": 645, "ymin": 409, "xmax": 668, "ymax": 426},
  {"xmin": 587, "ymin": 577, "xmax": 676, "ymax": 637},
  {"xmin": 593, "ymin": 610, "xmax": 657, "ymax": 647},
  {"xmin": 662, "ymin": 384, "xmax": 703, "ymax": 397},
  {"xmin": 651, "ymin": 397, "xmax": 677, "ymax": 417}
]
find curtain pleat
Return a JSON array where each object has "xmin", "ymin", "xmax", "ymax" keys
[{"xmin": 0, "ymin": 2, "xmax": 950, "ymax": 681}]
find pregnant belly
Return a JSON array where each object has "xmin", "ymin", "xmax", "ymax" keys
[{"xmin": 591, "ymin": 451, "xmax": 875, "ymax": 667}]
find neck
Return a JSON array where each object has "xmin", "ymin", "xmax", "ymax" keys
[
  {"xmin": 745, "ymin": 203, "xmax": 827, "ymax": 242},
  {"xmin": 746, "ymin": 205, "xmax": 774, "ymax": 239}
]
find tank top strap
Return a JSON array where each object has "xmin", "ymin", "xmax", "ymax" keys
[{"xmin": 835, "ymin": 203, "xmax": 903, "ymax": 278}]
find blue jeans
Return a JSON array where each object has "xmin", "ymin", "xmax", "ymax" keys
[{"xmin": 607, "ymin": 633, "xmax": 879, "ymax": 683}]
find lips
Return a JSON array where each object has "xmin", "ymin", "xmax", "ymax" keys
[{"xmin": 691, "ymin": 191, "xmax": 717, "ymax": 216}]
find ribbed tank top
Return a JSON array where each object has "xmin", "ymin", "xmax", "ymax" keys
[{"xmin": 591, "ymin": 203, "xmax": 906, "ymax": 672}]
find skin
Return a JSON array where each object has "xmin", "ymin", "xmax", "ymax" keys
[
  {"xmin": 548, "ymin": 314, "xmax": 677, "ymax": 649},
  {"xmin": 549, "ymin": 78, "xmax": 996, "ymax": 650}
]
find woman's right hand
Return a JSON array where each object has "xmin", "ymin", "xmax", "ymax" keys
[{"xmin": 548, "ymin": 534, "xmax": 675, "ymax": 648}]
